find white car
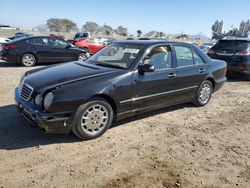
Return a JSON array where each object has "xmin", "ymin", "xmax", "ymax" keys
[{"xmin": 0, "ymin": 37, "xmax": 10, "ymax": 50}]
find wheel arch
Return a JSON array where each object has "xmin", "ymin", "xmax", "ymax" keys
[
  {"xmin": 205, "ymin": 77, "xmax": 215, "ymax": 90},
  {"xmin": 90, "ymin": 94, "xmax": 117, "ymax": 121}
]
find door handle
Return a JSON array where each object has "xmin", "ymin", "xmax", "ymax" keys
[
  {"xmin": 168, "ymin": 73, "xmax": 176, "ymax": 79},
  {"xmin": 199, "ymin": 68, "xmax": 205, "ymax": 73}
]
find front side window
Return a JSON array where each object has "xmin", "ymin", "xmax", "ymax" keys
[
  {"xmin": 144, "ymin": 46, "xmax": 172, "ymax": 70},
  {"xmin": 174, "ymin": 46, "xmax": 194, "ymax": 67},
  {"xmin": 49, "ymin": 38, "xmax": 68, "ymax": 47},
  {"xmin": 88, "ymin": 43, "xmax": 144, "ymax": 69}
]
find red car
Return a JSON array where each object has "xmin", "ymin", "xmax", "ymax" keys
[{"xmin": 71, "ymin": 37, "xmax": 106, "ymax": 54}]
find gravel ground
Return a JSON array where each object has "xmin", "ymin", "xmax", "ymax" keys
[{"xmin": 0, "ymin": 60, "xmax": 249, "ymax": 188}]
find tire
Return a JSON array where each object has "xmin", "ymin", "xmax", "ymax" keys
[
  {"xmin": 194, "ymin": 80, "xmax": 213, "ymax": 107},
  {"xmin": 21, "ymin": 53, "xmax": 36, "ymax": 67},
  {"xmin": 72, "ymin": 98, "xmax": 114, "ymax": 140},
  {"xmin": 77, "ymin": 53, "xmax": 88, "ymax": 61}
]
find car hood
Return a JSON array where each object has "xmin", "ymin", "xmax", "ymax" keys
[{"xmin": 24, "ymin": 61, "xmax": 115, "ymax": 91}]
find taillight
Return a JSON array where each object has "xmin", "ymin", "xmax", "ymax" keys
[
  {"xmin": 235, "ymin": 51, "xmax": 250, "ymax": 56},
  {"xmin": 207, "ymin": 49, "xmax": 215, "ymax": 55},
  {"xmin": 3, "ymin": 44, "xmax": 16, "ymax": 49}
]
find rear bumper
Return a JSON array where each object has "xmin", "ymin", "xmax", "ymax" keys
[
  {"xmin": 214, "ymin": 77, "xmax": 227, "ymax": 92},
  {"xmin": 0, "ymin": 51, "xmax": 19, "ymax": 62},
  {"xmin": 15, "ymin": 88, "xmax": 73, "ymax": 134}
]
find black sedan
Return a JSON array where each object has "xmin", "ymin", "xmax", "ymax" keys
[
  {"xmin": 1, "ymin": 36, "xmax": 89, "ymax": 66},
  {"xmin": 15, "ymin": 40, "xmax": 227, "ymax": 139}
]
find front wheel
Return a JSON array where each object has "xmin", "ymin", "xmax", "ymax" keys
[
  {"xmin": 194, "ymin": 80, "xmax": 213, "ymax": 106},
  {"xmin": 72, "ymin": 98, "xmax": 113, "ymax": 140}
]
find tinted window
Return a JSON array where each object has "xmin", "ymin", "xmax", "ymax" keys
[
  {"xmin": 193, "ymin": 51, "xmax": 204, "ymax": 65},
  {"xmin": 27, "ymin": 38, "xmax": 49, "ymax": 45},
  {"xmin": 212, "ymin": 40, "xmax": 250, "ymax": 51},
  {"xmin": 49, "ymin": 38, "xmax": 68, "ymax": 47},
  {"xmin": 145, "ymin": 46, "xmax": 172, "ymax": 70},
  {"xmin": 174, "ymin": 46, "xmax": 194, "ymax": 67}
]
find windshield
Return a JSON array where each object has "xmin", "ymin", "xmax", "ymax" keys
[{"xmin": 88, "ymin": 43, "xmax": 145, "ymax": 69}]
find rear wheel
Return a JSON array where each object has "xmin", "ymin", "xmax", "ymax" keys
[
  {"xmin": 21, "ymin": 53, "xmax": 36, "ymax": 67},
  {"xmin": 194, "ymin": 80, "xmax": 213, "ymax": 106},
  {"xmin": 72, "ymin": 98, "xmax": 113, "ymax": 140}
]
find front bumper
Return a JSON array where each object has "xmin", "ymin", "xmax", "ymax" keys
[{"xmin": 15, "ymin": 88, "xmax": 73, "ymax": 134}]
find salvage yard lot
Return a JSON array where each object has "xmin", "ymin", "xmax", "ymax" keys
[{"xmin": 0, "ymin": 60, "xmax": 249, "ymax": 188}]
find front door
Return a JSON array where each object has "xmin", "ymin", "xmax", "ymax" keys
[
  {"xmin": 49, "ymin": 38, "xmax": 74, "ymax": 62},
  {"xmin": 132, "ymin": 45, "xmax": 177, "ymax": 111}
]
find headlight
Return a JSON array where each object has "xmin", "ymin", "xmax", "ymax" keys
[
  {"xmin": 34, "ymin": 94, "xmax": 42, "ymax": 105},
  {"xmin": 43, "ymin": 92, "xmax": 55, "ymax": 110}
]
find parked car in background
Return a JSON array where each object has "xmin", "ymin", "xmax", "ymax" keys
[
  {"xmin": 0, "ymin": 36, "xmax": 89, "ymax": 66},
  {"xmin": 8, "ymin": 32, "xmax": 33, "ymax": 40},
  {"xmin": 0, "ymin": 37, "xmax": 10, "ymax": 44},
  {"xmin": 207, "ymin": 37, "xmax": 250, "ymax": 79},
  {"xmin": 70, "ymin": 37, "xmax": 106, "ymax": 54},
  {"xmin": 49, "ymin": 34, "xmax": 65, "ymax": 40},
  {"xmin": 74, "ymin": 32, "xmax": 91, "ymax": 40},
  {"xmin": 15, "ymin": 40, "xmax": 227, "ymax": 139},
  {"xmin": 199, "ymin": 43, "xmax": 215, "ymax": 53},
  {"xmin": 0, "ymin": 37, "xmax": 10, "ymax": 50}
]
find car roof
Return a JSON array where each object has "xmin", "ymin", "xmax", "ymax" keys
[
  {"xmin": 8, "ymin": 36, "xmax": 61, "ymax": 43},
  {"xmin": 220, "ymin": 37, "xmax": 250, "ymax": 42},
  {"xmin": 115, "ymin": 40, "xmax": 197, "ymax": 47}
]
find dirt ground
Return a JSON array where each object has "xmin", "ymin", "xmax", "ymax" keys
[{"xmin": 0, "ymin": 60, "xmax": 249, "ymax": 188}]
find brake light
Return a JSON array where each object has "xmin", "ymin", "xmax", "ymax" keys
[
  {"xmin": 207, "ymin": 49, "xmax": 215, "ymax": 55},
  {"xmin": 235, "ymin": 51, "xmax": 250, "ymax": 56},
  {"xmin": 3, "ymin": 44, "xmax": 16, "ymax": 49}
]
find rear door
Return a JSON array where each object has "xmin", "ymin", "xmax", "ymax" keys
[
  {"xmin": 173, "ymin": 45, "xmax": 207, "ymax": 102},
  {"xmin": 26, "ymin": 37, "xmax": 52, "ymax": 62}
]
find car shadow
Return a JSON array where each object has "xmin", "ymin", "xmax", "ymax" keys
[
  {"xmin": 0, "ymin": 103, "xmax": 194, "ymax": 150},
  {"xmin": 0, "ymin": 105, "xmax": 79, "ymax": 150}
]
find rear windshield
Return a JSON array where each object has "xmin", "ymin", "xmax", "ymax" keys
[{"xmin": 212, "ymin": 40, "xmax": 250, "ymax": 51}]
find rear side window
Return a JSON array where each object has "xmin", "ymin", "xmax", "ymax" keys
[
  {"xmin": 174, "ymin": 46, "xmax": 193, "ymax": 67},
  {"xmin": 27, "ymin": 38, "xmax": 48, "ymax": 45},
  {"xmin": 212, "ymin": 40, "xmax": 249, "ymax": 51},
  {"xmin": 193, "ymin": 51, "xmax": 204, "ymax": 65}
]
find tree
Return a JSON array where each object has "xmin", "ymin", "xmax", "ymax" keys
[
  {"xmin": 62, "ymin": 19, "xmax": 77, "ymax": 32},
  {"xmin": 82, "ymin": 22, "xmax": 99, "ymax": 34},
  {"xmin": 102, "ymin": 24, "xmax": 113, "ymax": 35},
  {"xmin": 47, "ymin": 18, "xmax": 77, "ymax": 32},
  {"xmin": 47, "ymin": 18, "xmax": 63, "ymax": 32},
  {"xmin": 137, "ymin": 30, "xmax": 142, "ymax": 37},
  {"xmin": 116, "ymin": 26, "xmax": 128, "ymax": 36}
]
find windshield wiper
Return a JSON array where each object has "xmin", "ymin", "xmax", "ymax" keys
[{"xmin": 95, "ymin": 63, "xmax": 126, "ymax": 69}]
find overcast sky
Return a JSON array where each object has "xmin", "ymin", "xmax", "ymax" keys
[{"xmin": 0, "ymin": 0, "xmax": 249, "ymax": 37}]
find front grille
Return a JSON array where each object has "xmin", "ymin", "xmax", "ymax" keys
[{"xmin": 20, "ymin": 83, "xmax": 34, "ymax": 101}]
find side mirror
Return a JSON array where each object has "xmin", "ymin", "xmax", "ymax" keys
[{"xmin": 138, "ymin": 64, "xmax": 155, "ymax": 74}]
